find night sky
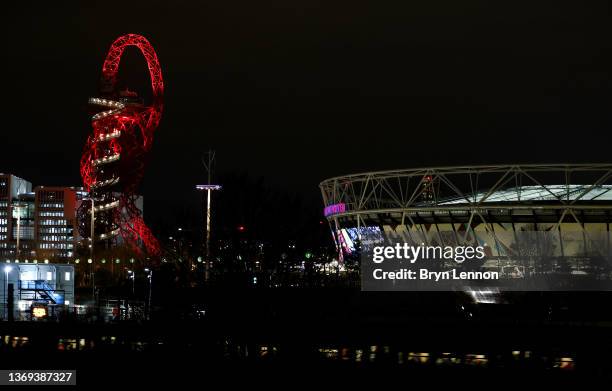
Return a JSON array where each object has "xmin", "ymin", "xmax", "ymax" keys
[{"xmin": 2, "ymin": 1, "xmax": 612, "ymax": 225}]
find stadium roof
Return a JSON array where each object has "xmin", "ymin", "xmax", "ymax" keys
[{"xmin": 439, "ymin": 185, "xmax": 612, "ymax": 205}]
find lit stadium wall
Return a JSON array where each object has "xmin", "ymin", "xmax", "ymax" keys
[{"xmin": 321, "ymin": 165, "xmax": 612, "ymax": 261}]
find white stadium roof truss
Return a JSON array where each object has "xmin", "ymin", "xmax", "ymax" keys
[{"xmin": 320, "ymin": 164, "xmax": 612, "ymax": 235}]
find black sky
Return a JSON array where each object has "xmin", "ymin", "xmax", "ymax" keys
[{"xmin": 2, "ymin": 1, "xmax": 612, "ymax": 224}]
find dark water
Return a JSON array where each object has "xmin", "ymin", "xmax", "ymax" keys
[{"xmin": 2, "ymin": 289, "xmax": 612, "ymax": 386}]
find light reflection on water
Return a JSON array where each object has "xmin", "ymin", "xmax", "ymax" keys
[
  {"xmin": 0, "ymin": 334, "xmax": 576, "ymax": 370},
  {"xmin": 315, "ymin": 345, "xmax": 574, "ymax": 370}
]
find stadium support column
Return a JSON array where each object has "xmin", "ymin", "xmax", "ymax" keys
[{"xmin": 333, "ymin": 217, "xmax": 344, "ymax": 264}]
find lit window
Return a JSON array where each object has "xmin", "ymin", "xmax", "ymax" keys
[
  {"xmin": 21, "ymin": 271, "xmax": 36, "ymax": 281},
  {"xmin": 65, "ymin": 272, "xmax": 70, "ymax": 281},
  {"xmin": 46, "ymin": 271, "xmax": 52, "ymax": 281}
]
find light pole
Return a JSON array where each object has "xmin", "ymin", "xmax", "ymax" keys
[
  {"xmin": 84, "ymin": 198, "xmax": 95, "ymax": 297},
  {"xmin": 127, "ymin": 270, "xmax": 135, "ymax": 295},
  {"xmin": 197, "ymin": 149, "xmax": 221, "ymax": 282},
  {"xmin": 12, "ymin": 203, "xmax": 26, "ymax": 260},
  {"xmin": 196, "ymin": 184, "xmax": 221, "ymax": 281},
  {"xmin": 4, "ymin": 265, "xmax": 12, "ymax": 320},
  {"xmin": 144, "ymin": 268, "xmax": 152, "ymax": 320},
  {"xmin": 89, "ymin": 198, "xmax": 94, "ymax": 261}
]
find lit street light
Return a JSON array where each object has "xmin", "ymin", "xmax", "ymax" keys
[
  {"xmin": 12, "ymin": 203, "xmax": 26, "ymax": 260},
  {"xmin": 144, "ymin": 268, "xmax": 153, "ymax": 320},
  {"xmin": 127, "ymin": 270, "xmax": 135, "ymax": 295},
  {"xmin": 197, "ymin": 150, "xmax": 222, "ymax": 283},
  {"xmin": 4, "ymin": 265, "xmax": 12, "ymax": 320},
  {"xmin": 83, "ymin": 197, "xmax": 96, "ymax": 298}
]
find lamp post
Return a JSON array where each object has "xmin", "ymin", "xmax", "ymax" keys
[
  {"xmin": 84, "ymin": 198, "xmax": 95, "ymax": 297},
  {"xmin": 89, "ymin": 198, "xmax": 94, "ymax": 260},
  {"xmin": 12, "ymin": 203, "xmax": 26, "ymax": 260},
  {"xmin": 196, "ymin": 185, "xmax": 221, "ymax": 281},
  {"xmin": 144, "ymin": 268, "xmax": 152, "ymax": 320},
  {"xmin": 4, "ymin": 265, "xmax": 12, "ymax": 320},
  {"xmin": 197, "ymin": 149, "xmax": 221, "ymax": 282},
  {"xmin": 127, "ymin": 270, "xmax": 135, "ymax": 295}
]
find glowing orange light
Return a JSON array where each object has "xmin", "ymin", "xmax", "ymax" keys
[{"xmin": 32, "ymin": 307, "xmax": 47, "ymax": 318}]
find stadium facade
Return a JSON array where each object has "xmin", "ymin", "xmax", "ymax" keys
[{"xmin": 320, "ymin": 164, "xmax": 612, "ymax": 278}]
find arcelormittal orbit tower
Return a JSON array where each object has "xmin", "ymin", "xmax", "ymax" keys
[{"xmin": 78, "ymin": 34, "xmax": 164, "ymax": 256}]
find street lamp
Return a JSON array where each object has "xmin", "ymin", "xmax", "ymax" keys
[
  {"xmin": 11, "ymin": 203, "xmax": 26, "ymax": 260},
  {"xmin": 144, "ymin": 268, "xmax": 152, "ymax": 320},
  {"xmin": 4, "ymin": 265, "xmax": 12, "ymax": 320},
  {"xmin": 127, "ymin": 270, "xmax": 135, "ymax": 295},
  {"xmin": 83, "ymin": 197, "xmax": 95, "ymax": 297},
  {"xmin": 196, "ymin": 184, "xmax": 221, "ymax": 282}
]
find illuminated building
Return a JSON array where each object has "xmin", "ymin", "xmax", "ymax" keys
[
  {"xmin": 35, "ymin": 186, "xmax": 78, "ymax": 259},
  {"xmin": 12, "ymin": 191, "xmax": 35, "ymax": 257},
  {"xmin": 0, "ymin": 176, "xmax": 79, "ymax": 260},
  {"xmin": 320, "ymin": 164, "xmax": 612, "ymax": 281},
  {"xmin": 0, "ymin": 174, "xmax": 32, "ymax": 259},
  {"xmin": 0, "ymin": 173, "xmax": 145, "ymax": 260},
  {"xmin": 1, "ymin": 263, "xmax": 75, "ymax": 320}
]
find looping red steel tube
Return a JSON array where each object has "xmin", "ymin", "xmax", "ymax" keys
[{"xmin": 79, "ymin": 34, "xmax": 164, "ymax": 257}]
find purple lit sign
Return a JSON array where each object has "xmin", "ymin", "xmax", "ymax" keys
[{"xmin": 324, "ymin": 203, "xmax": 346, "ymax": 217}]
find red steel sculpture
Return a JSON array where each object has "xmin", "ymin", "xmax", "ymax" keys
[{"xmin": 79, "ymin": 34, "xmax": 163, "ymax": 256}]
